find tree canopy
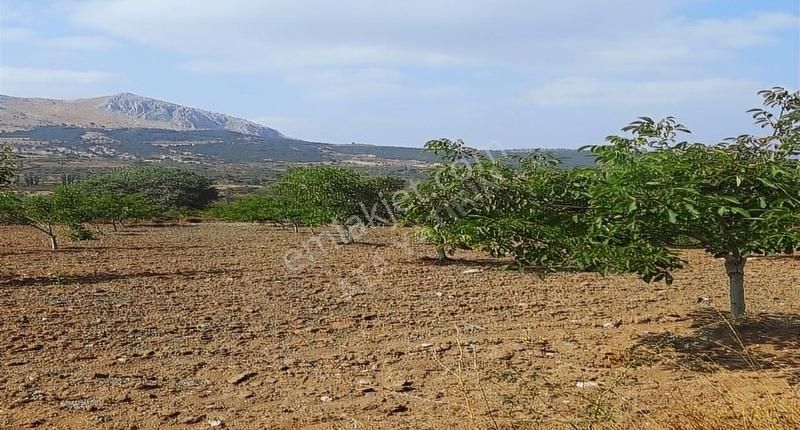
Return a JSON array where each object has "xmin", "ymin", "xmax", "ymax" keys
[
  {"xmin": 215, "ymin": 166, "xmax": 405, "ymax": 240},
  {"xmin": 401, "ymin": 88, "xmax": 800, "ymax": 319},
  {"xmin": 72, "ymin": 166, "xmax": 218, "ymax": 213}
]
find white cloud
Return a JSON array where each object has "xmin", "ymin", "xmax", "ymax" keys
[
  {"xmin": 284, "ymin": 68, "xmax": 404, "ymax": 100},
  {"xmin": 1, "ymin": 25, "xmax": 118, "ymax": 51},
  {"xmin": 68, "ymin": 1, "xmax": 798, "ymax": 72},
  {"xmin": 40, "ymin": 35, "xmax": 119, "ymax": 50},
  {"xmin": 0, "ymin": 66, "xmax": 122, "ymax": 98},
  {"xmin": 525, "ymin": 77, "xmax": 762, "ymax": 107}
]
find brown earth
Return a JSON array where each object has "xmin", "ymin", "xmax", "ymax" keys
[{"xmin": 1, "ymin": 224, "xmax": 798, "ymax": 429}]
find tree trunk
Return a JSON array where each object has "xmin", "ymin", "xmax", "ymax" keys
[
  {"xmin": 724, "ymin": 252, "xmax": 747, "ymax": 320},
  {"xmin": 435, "ymin": 246, "xmax": 448, "ymax": 264},
  {"xmin": 47, "ymin": 233, "xmax": 57, "ymax": 251},
  {"xmin": 340, "ymin": 224, "xmax": 354, "ymax": 244},
  {"xmin": 310, "ymin": 226, "xmax": 316, "ymax": 234},
  {"xmin": 292, "ymin": 221, "xmax": 299, "ymax": 233},
  {"xmin": 112, "ymin": 220, "xmax": 119, "ymax": 232}
]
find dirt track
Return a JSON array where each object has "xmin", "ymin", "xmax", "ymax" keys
[{"xmin": 1, "ymin": 224, "xmax": 798, "ymax": 429}]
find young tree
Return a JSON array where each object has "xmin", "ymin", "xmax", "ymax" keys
[
  {"xmin": 586, "ymin": 88, "xmax": 800, "ymax": 319},
  {"xmin": 0, "ymin": 186, "xmax": 96, "ymax": 250},
  {"xmin": 400, "ymin": 139, "xmax": 522, "ymax": 261},
  {"xmin": 273, "ymin": 166, "xmax": 402, "ymax": 243},
  {"xmin": 90, "ymin": 193, "xmax": 154, "ymax": 231}
]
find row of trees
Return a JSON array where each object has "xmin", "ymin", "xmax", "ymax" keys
[
  {"xmin": 2, "ymin": 88, "xmax": 797, "ymax": 319},
  {"xmin": 401, "ymin": 88, "xmax": 800, "ymax": 319},
  {"xmin": 214, "ymin": 166, "xmax": 404, "ymax": 242},
  {"xmin": 0, "ymin": 166, "xmax": 218, "ymax": 250}
]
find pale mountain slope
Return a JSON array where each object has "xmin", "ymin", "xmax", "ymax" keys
[{"xmin": 0, "ymin": 93, "xmax": 283, "ymax": 138}]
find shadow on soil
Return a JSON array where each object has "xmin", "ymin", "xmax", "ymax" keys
[
  {"xmin": 631, "ymin": 308, "xmax": 800, "ymax": 377},
  {"xmin": 416, "ymin": 256, "xmax": 549, "ymax": 273},
  {"xmin": 0, "ymin": 269, "xmax": 235, "ymax": 288},
  {"xmin": 0, "ymin": 244, "xmax": 207, "ymax": 256}
]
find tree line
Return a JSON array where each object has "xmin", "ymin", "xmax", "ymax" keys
[
  {"xmin": 0, "ymin": 166, "xmax": 218, "ymax": 250},
  {"xmin": 1, "ymin": 87, "xmax": 798, "ymax": 319}
]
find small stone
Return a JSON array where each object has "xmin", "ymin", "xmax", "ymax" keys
[
  {"xmin": 491, "ymin": 350, "xmax": 514, "ymax": 361},
  {"xmin": 392, "ymin": 381, "xmax": 414, "ymax": 392},
  {"xmin": 418, "ymin": 343, "xmax": 434, "ymax": 350},
  {"xmin": 207, "ymin": 417, "xmax": 224, "ymax": 428},
  {"xmin": 602, "ymin": 321, "xmax": 622, "ymax": 329},
  {"xmin": 320, "ymin": 395, "xmax": 333, "ymax": 402},
  {"xmin": 227, "ymin": 372, "xmax": 256, "ymax": 385},
  {"xmin": 576, "ymin": 381, "xmax": 600, "ymax": 389},
  {"xmin": 462, "ymin": 269, "xmax": 481, "ymax": 274},
  {"xmin": 134, "ymin": 382, "xmax": 161, "ymax": 390},
  {"xmin": 181, "ymin": 415, "xmax": 205, "ymax": 424},
  {"xmin": 27, "ymin": 419, "xmax": 46, "ymax": 428},
  {"xmin": 387, "ymin": 404, "xmax": 408, "ymax": 414}
]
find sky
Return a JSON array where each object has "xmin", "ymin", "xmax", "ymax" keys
[{"xmin": 0, "ymin": 0, "xmax": 798, "ymax": 149}]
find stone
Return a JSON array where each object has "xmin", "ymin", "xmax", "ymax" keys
[
  {"xmin": 181, "ymin": 415, "xmax": 205, "ymax": 424},
  {"xmin": 134, "ymin": 382, "xmax": 161, "ymax": 390},
  {"xmin": 227, "ymin": 372, "xmax": 256, "ymax": 385},
  {"xmin": 387, "ymin": 404, "xmax": 408, "ymax": 414},
  {"xmin": 207, "ymin": 417, "xmax": 224, "ymax": 428}
]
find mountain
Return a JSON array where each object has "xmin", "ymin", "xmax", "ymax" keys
[
  {"xmin": 0, "ymin": 93, "xmax": 596, "ymax": 185},
  {"xmin": 0, "ymin": 93, "xmax": 283, "ymax": 138}
]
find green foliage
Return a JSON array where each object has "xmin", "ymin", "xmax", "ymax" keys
[
  {"xmin": 400, "ymin": 138, "xmax": 526, "ymax": 256},
  {"xmin": 214, "ymin": 166, "xmax": 405, "ymax": 237},
  {"xmin": 89, "ymin": 193, "xmax": 154, "ymax": 228},
  {"xmin": 0, "ymin": 185, "xmax": 97, "ymax": 249},
  {"xmin": 73, "ymin": 166, "xmax": 218, "ymax": 214},
  {"xmin": 402, "ymin": 88, "xmax": 800, "ymax": 313},
  {"xmin": 587, "ymin": 88, "xmax": 800, "ymax": 262}
]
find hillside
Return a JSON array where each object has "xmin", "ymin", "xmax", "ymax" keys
[
  {"xmin": 0, "ymin": 93, "xmax": 595, "ymax": 184},
  {"xmin": 0, "ymin": 93, "xmax": 282, "ymax": 138}
]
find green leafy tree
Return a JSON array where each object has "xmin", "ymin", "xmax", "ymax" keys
[
  {"xmin": 215, "ymin": 166, "xmax": 404, "ymax": 239},
  {"xmin": 272, "ymin": 166, "xmax": 402, "ymax": 242},
  {"xmin": 90, "ymin": 193, "xmax": 154, "ymax": 231},
  {"xmin": 400, "ymin": 139, "xmax": 522, "ymax": 261},
  {"xmin": 586, "ymin": 88, "xmax": 800, "ymax": 319},
  {"xmin": 0, "ymin": 186, "xmax": 96, "ymax": 250},
  {"xmin": 74, "ymin": 166, "xmax": 218, "ymax": 214}
]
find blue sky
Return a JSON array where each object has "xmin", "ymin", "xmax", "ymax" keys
[{"xmin": 0, "ymin": 0, "xmax": 798, "ymax": 148}]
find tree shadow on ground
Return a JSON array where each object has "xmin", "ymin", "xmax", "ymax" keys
[
  {"xmin": 631, "ymin": 308, "xmax": 800, "ymax": 377},
  {"xmin": 0, "ymin": 244, "xmax": 207, "ymax": 256},
  {"xmin": 414, "ymin": 256, "xmax": 558, "ymax": 275},
  {"xmin": 0, "ymin": 269, "xmax": 236, "ymax": 288},
  {"xmin": 348, "ymin": 241, "xmax": 388, "ymax": 248}
]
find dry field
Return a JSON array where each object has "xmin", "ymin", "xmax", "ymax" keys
[{"xmin": 1, "ymin": 224, "xmax": 799, "ymax": 429}]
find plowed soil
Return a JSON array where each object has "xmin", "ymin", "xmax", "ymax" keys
[{"xmin": 1, "ymin": 224, "xmax": 798, "ymax": 429}]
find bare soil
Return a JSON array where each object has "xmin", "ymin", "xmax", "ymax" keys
[{"xmin": 1, "ymin": 224, "xmax": 798, "ymax": 429}]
